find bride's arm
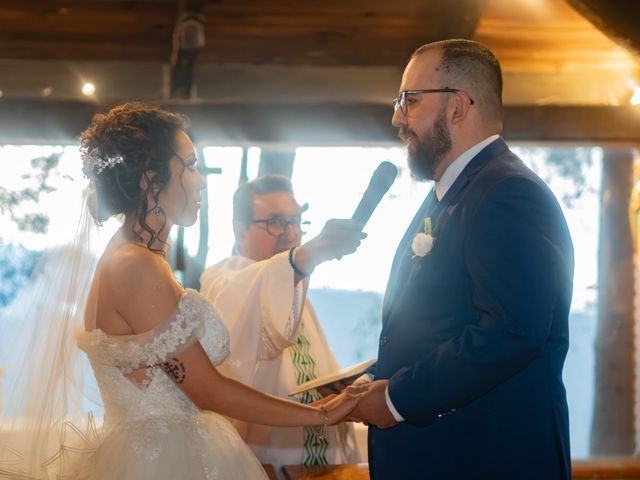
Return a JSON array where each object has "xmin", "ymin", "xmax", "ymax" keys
[
  {"xmin": 164, "ymin": 342, "xmax": 357, "ymax": 427},
  {"xmin": 109, "ymin": 244, "xmax": 358, "ymax": 427}
]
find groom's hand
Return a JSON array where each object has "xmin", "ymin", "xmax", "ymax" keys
[
  {"xmin": 308, "ymin": 394, "xmax": 336, "ymax": 407},
  {"xmin": 346, "ymin": 380, "xmax": 399, "ymax": 429}
]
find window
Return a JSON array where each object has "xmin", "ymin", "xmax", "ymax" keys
[
  {"xmin": 293, "ymin": 144, "xmax": 600, "ymax": 459},
  {"xmin": 0, "ymin": 143, "xmax": 606, "ymax": 458}
]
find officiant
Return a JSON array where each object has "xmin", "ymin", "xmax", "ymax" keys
[{"xmin": 200, "ymin": 174, "xmax": 364, "ymax": 474}]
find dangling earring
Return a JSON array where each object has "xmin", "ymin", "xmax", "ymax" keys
[{"xmin": 154, "ymin": 206, "xmax": 162, "ymax": 216}]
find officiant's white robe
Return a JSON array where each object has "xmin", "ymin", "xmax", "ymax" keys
[{"xmin": 200, "ymin": 251, "xmax": 360, "ymax": 472}]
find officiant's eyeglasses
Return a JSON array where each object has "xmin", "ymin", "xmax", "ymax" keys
[
  {"xmin": 393, "ymin": 89, "xmax": 474, "ymax": 116},
  {"xmin": 252, "ymin": 216, "xmax": 310, "ymax": 236}
]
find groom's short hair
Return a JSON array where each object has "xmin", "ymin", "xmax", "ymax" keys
[
  {"xmin": 413, "ymin": 39, "xmax": 503, "ymax": 127},
  {"xmin": 233, "ymin": 175, "xmax": 295, "ymax": 227}
]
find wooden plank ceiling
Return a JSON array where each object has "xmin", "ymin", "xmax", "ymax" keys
[
  {"xmin": 0, "ymin": 0, "xmax": 637, "ymax": 104},
  {"xmin": 0, "ymin": 0, "xmax": 639, "ymax": 143},
  {"xmin": 0, "ymin": 0, "xmax": 482, "ymax": 66},
  {"xmin": 474, "ymin": 0, "xmax": 640, "ymax": 105},
  {"xmin": 0, "ymin": 1, "xmax": 176, "ymax": 63}
]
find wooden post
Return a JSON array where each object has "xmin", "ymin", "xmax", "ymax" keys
[
  {"xmin": 258, "ymin": 148, "xmax": 296, "ymax": 178},
  {"xmin": 169, "ymin": 0, "xmax": 206, "ymax": 99},
  {"xmin": 591, "ymin": 147, "xmax": 636, "ymax": 454}
]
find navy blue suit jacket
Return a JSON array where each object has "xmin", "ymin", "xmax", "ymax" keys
[{"xmin": 368, "ymin": 138, "xmax": 574, "ymax": 480}]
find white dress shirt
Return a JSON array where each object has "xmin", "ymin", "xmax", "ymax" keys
[{"xmin": 385, "ymin": 134, "xmax": 501, "ymax": 422}]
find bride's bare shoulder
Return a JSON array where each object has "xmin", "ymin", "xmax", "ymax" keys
[{"xmin": 104, "ymin": 243, "xmax": 183, "ymax": 332}]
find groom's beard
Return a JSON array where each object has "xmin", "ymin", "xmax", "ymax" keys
[{"xmin": 400, "ymin": 107, "xmax": 452, "ymax": 182}]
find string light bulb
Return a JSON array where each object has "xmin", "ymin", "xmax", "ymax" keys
[{"xmin": 81, "ymin": 82, "xmax": 96, "ymax": 96}]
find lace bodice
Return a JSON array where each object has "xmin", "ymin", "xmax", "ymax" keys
[{"xmin": 76, "ymin": 289, "xmax": 229, "ymax": 428}]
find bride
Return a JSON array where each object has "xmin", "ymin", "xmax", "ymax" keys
[{"xmin": 0, "ymin": 103, "xmax": 364, "ymax": 479}]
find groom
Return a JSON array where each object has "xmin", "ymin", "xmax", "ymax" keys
[{"xmin": 349, "ymin": 39, "xmax": 574, "ymax": 479}]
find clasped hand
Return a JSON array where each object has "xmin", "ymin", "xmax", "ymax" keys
[{"xmin": 310, "ymin": 379, "xmax": 399, "ymax": 430}]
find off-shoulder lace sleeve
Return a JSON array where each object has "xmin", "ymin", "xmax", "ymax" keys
[{"xmin": 76, "ymin": 289, "xmax": 206, "ymax": 368}]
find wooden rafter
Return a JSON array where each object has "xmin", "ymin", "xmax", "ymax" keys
[
  {"xmin": 566, "ymin": 0, "xmax": 640, "ymax": 59},
  {"xmin": 1, "ymin": 99, "xmax": 640, "ymax": 146},
  {"xmin": 170, "ymin": 0, "xmax": 207, "ymax": 99}
]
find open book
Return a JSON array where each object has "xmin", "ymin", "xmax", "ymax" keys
[{"xmin": 289, "ymin": 358, "xmax": 376, "ymax": 397}]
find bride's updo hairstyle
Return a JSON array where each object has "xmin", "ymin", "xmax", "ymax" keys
[{"xmin": 79, "ymin": 102, "xmax": 190, "ymax": 241}]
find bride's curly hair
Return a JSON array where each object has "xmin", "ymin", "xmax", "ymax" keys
[{"xmin": 79, "ymin": 102, "xmax": 190, "ymax": 250}]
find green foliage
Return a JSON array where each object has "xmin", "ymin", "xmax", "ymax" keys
[
  {"xmin": 518, "ymin": 147, "xmax": 595, "ymax": 207},
  {"xmin": 544, "ymin": 147, "xmax": 593, "ymax": 206},
  {"xmin": 0, "ymin": 152, "xmax": 64, "ymax": 235},
  {"xmin": 0, "ymin": 243, "xmax": 41, "ymax": 307}
]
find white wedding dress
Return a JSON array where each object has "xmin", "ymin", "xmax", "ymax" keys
[{"xmin": 62, "ymin": 288, "xmax": 269, "ymax": 480}]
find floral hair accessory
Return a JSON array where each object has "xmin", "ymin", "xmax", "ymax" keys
[{"xmin": 81, "ymin": 147, "xmax": 125, "ymax": 175}]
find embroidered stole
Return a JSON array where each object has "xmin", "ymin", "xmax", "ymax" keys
[{"xmin": 289, "ymin": 321, "xmax": 328, "ymax": 465}]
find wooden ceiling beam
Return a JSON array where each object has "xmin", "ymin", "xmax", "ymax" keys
[
  {"xmin": 504, "ymin": 105, "xmax": 640, "ymax": 145},
  {"xmin": 170, "ymin": 0, "xmax": 207, "ymax": 99},
  {"xmin": 435, "ymin": 0, "xmax": 489, "ymax": 40},
  {"xmin": 1, "ymin": 99, "xmax": 640, "ymax": 146},
  {"xmin": 0, "ymin": 41, "xmax": 169, "ymax": 62},
  {"xmin": 566, "ymin": 0, "xmax": 640, "ymax": 59},
  {"xmin": 0, "ymin": 1, "xmax": 492, "ymax": 66}
]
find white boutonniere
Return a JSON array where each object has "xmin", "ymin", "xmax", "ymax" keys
[{"xmin": 411, "ymin": 217, "xmax": 435, "ymax": 258}]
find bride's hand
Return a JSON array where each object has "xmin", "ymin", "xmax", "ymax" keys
[
  {"xmin": 309, "ymin": 394, "xmax": 336, "ymax": 407},
  {"xmin": 318, "ymin": 390, "xmax": 363, "ymax": 425}
]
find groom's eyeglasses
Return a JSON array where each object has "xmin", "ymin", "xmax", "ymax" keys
[
  {"xmin": 392, "ymin": 88, "xmax": 475, "ymax": 116},
  {"xmin": 251, "ymin": 216, "xmax": 310, "ymax": 236}
]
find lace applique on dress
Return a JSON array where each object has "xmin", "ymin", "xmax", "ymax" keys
[
  {"xmin": 77, "ymin": 289, "xmax": 230, "ymax": 393},
  {"xmin": 78, "ymin": 290, "xmax": 206, "ymax": 369},
  {"xmin": 125, "ymin": 295, "xmax": 205, "ymax": 367},
  {"xmin": 131, "ymin": 417, "xmax": 172, "ymax": 461},
  {"xmin": 196, "ymin": 294, "xmax": 230, "ymax": 366}
]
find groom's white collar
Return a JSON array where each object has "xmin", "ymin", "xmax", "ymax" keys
[{"xmin": 435, "ymin": 134, "xmax": 501, "ymax": 201}]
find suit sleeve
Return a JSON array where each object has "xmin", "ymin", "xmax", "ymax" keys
[
  {"xmin": 364, "ymin": 362, "xmax": 377, "ymax": 377},
  {"xmin": 388, "ymin": 177, "xmax": 571, "ymax": 425}
]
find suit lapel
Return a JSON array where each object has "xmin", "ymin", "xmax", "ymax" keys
[
  {"xmin": 382, "ymin": 138, "xmax": 509, "ymax": 325},
  {"xmin": 382, "ymin": 188, "xmax": 437, "ymax": 321},
  {"xmin": 435, "ymin": 137, "xmax": 508, "ymax": 214}
]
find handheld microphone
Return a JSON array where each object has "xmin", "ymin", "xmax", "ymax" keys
[{"xmin": 351, "ymin": 161, "xmax": 398, "ymax": 228}]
